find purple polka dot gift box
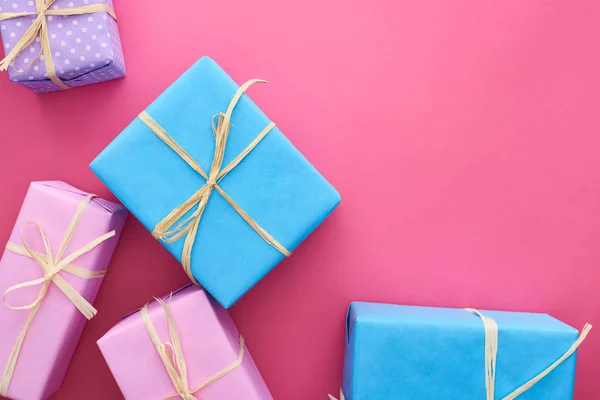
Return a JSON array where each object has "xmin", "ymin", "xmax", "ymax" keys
[{"xmin": 0, "ymin": 0, "xmax": 125, "ymax": 94}]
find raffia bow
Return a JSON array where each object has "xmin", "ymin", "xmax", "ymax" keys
[
  {"xmin": 0, "ymin": 0, "xmax": 117, "ymax": 89},
  {"xmin": 0, "ymin": 194, "xmax": 116, "ymax": 396},
  {"xmin": 141, "ymin": 297, "xmax": 246, "ymax": 399},
  {"xmin": 138, "ymin": 79, "xmax": 291, "ymax": 284},
  {"xmin": 329, "ymin": 310, "xmax": 592, "ymax": 400}
]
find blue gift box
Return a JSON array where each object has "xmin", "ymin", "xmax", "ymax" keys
[
  {"xmin": 341, "ymin": 302, "xmax": 582, "ymax": 400},
  {"xmin": 90, "ymin": 56, "xmax": 340, "ymax": 308}
]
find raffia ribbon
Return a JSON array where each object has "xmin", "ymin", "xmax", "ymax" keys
[
  {"xmin": 329, "ymin": 309, "xmax": 592, "ymax": 400},
  {"xmin": 0, "ymin": 194, "xmax": 116, "ymax": 396},
  {"xmin": 0, "ymin": 0, "xmax": 117, "ymax": 89},
  {"xmin": 139, "ymin": 78, "xmax": 291, "ymax": 283},
  {"xmin": 141, "ymin": 297, "xmax": 246, "ymax": 399},
  {"xmin": 466, "ymin": 309, "xmax": 592, "ymax": 400}
]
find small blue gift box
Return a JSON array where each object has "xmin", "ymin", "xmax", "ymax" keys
[
  {"xmin": 341, "ymin": 302, "xmax": 586, "ymax": 400},
  {"xmin": 90, "ymin": 56, "xmax": 340, "ymax": 308}
]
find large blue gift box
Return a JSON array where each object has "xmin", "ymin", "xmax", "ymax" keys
[
  {"xmin": 341, "ymin": 302, "xmax": 584, "ymax": 399},
  {"xmin": 90, "ymin": 56, "xmax": 340, "ymax": 308}
]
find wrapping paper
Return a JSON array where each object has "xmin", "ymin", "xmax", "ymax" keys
[
  {"xmin": 0, "ymin": 0, "xmax": 125, "ymax": 93},
  {"xmin": 342, "ymin": 302, "xmax": 580, "ymax": 400},
  {"xmin": 91, "ymin": 56, "xmax": 340, "ymax": 308},
  {"xmin": 97, "ymin": 285, "xmax": 273, "ymax": 400},
  {"xmin": 0, "ymin": 181, "xmax": 127, "ymax": 400}
]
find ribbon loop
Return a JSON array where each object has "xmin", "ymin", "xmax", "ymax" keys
[
  {"xmin": 3, "ymin": 210, "xmax": 114, "ymax": 318},
  {"xmin": 2, "ymin": 277, "xmax": 49, "ymax": 311},
  {"xmin": 3, "ymin": 222, "xmax": 57, "ymax": 311},
  {"xmin": 139, "ymin": 79, "xmax": 291, "ymax": 284},
  {"xmin": 141, "ymin": 297, "xmax": 246, "ymax": 399}
]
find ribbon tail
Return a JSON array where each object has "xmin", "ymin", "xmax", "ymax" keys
[
  {"xmin": 155, "ymin": 186, "xmax": 209, "ymax": 243},
  {"xmin": 50, "ymin": 274, "xmax": 97, "ymax": 319},
  {"xmin": 157, "ymin": 298, "xmax": 190, "ymax": 388},
  {"xmin": 220, "ymin": 79, "xmax": 268, "ymax": 132}
]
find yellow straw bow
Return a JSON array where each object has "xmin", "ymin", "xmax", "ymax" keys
[
  {"xmin": 0, "ymin": 194, "xmax": 116, "ymax": 396},
  {"xmin": 467, "ymin": 309, "xmax": 592, "ymax": 400},
  {"xmin": 0, "ymin": 0, "xmax": 117, "ymax": 90},
  {"xmin": 139, "ymin": 79, "xmax": 291, "ymax": 283},
  {"xmin": 141, "ymin": 297, "xmax": 246, "ymax": 399}
]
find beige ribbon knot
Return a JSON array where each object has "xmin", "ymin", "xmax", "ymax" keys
[
  {"xmin": 139, "ymin": 79, "xmax": 291, "ymax": 283},
  {"xmin": 0, "ymin": 194, "xmax": 116, "ymax": 396},
  {"xmin": 0, "ymin": 0, "xmax": 117, "ymax": 90},
  {"xmin": 141, "ymin": 297, "xmax": 246, "ymax": 400},
  {"xmin": 329, "ymin": 309, "xmax": 591, "ymax": 400}
]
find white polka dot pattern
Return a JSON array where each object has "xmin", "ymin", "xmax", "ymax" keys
[{"xmin": 0, "ymin": 0, "xmax": 125, "ymax": 93}]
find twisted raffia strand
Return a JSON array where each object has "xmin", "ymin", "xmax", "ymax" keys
[
  {"xmin": 138, "ymin": 79, "xmax": 291, "ymax": 283},
  {"xmin": 0, "ymin": 194, "xmax": 115, "ymax": 396},
  {"xmin": 0, "ymin": 0, "xmax": 117, "ymax": 90},
  {"xmin": 141, "ymin": 297, "xmax": 246, "ymax": 399},
  {"xmin": 329, "ymin": 311, "xmax": 592, "ymax": 400}
]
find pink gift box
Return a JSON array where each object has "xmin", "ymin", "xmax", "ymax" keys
[
  {"xmin": 97, "ymin": 285, "xmax": 273, "ymax": 400},
  {"xmin": 0, "ymin": 181, "xmax": 127, "ymax": 400}
]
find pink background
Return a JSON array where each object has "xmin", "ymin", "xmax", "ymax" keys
[{"xmin": 0, "ymin": 0, "xmax": 599, "ymax": 399}]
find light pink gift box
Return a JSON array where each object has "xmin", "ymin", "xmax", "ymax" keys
[
  {"xmin": 0, "ymin": 181, "xmax": 128, "ymax": 400},
  {"xmin": 97, "ymin": 285, "xmax": 273, "ymax": 400}
]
